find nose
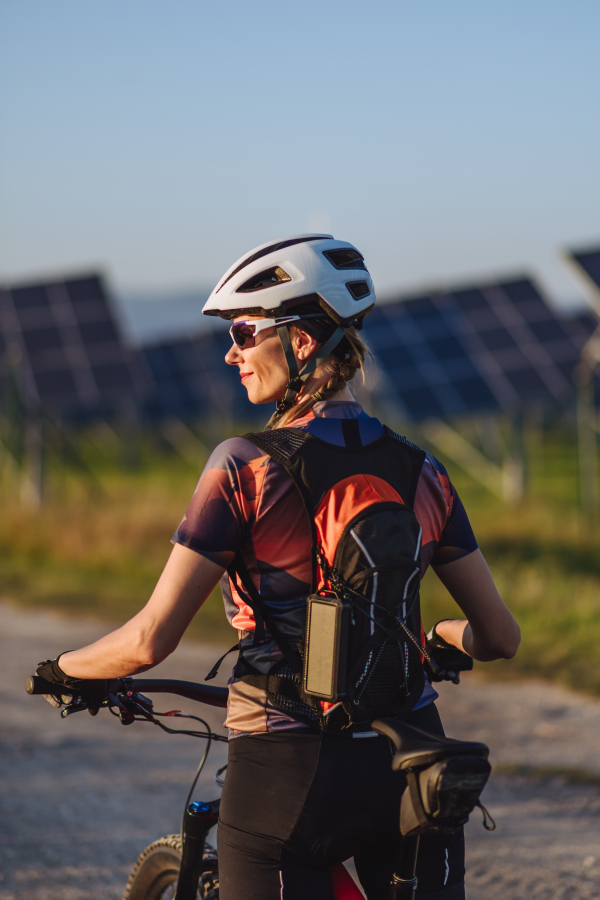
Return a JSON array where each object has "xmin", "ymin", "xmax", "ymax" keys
[{"xmin": 225, "ymin": 342, "xmax": 242, "ymax": 366}]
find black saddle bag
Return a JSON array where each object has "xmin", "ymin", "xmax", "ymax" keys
[{"xmin": 400, "ymin": 754, "xmax": 491, "ymax": 837}]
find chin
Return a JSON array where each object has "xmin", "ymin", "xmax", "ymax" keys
[
  {"xmin": 244, "ymin": 382, "xmax": 285, "ymax": 406},
  {"xmin": 244, "ymin": 387, "xmax": 270, "ymax": 406}
]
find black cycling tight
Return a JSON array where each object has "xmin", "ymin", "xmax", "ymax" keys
[{"xmin": 218, "ymin": 703, "xmax": 465, "ymax": 900}]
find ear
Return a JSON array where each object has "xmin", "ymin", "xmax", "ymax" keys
[{"xmin": 292, "ymin": 327, "xmax": 320, "ymax": 362}]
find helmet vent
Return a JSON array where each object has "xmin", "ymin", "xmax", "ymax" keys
[
  {"xmin": 346, "ymin": 281, "xmax": 370, "ymax": 301},
  {"xmin": 323, "ymin": 248, "xmax": 366, "ymax": 270},
  {"xmin": 217, "ymin": 235, "xmax": 328, "ymax": 292},
  {"xmin": 236, "ymin": 266, "xmax": 292, "ymax": 293}
]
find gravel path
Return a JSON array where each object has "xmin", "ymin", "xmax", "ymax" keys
[{"xmin": 2, "ymin": 601, "xmax": 600, "ymax": 899}]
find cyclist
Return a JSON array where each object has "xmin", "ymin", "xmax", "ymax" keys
[{"xmin": 37, "ymin": 235, "xmax": 520, "ymax": 900}]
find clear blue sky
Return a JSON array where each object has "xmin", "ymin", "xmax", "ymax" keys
[{"xmin": 1, "ymin": 1, "xmax": 599, "ymax": 306}]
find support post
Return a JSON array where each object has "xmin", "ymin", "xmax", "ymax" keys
[
  {"xmin": 21, "ymin": 412, "xmax": 44, "ymax": 508},
  {"xmin": 420, "ymin": 419, "xmax": 506, "ymax": 500},
  {"xmin": 503, "ymin": 410, "xmax": 526, "ymax": 503},
  {"xmin": 577, "ymin": 365, "xmax": 598, "ymax": 517}
]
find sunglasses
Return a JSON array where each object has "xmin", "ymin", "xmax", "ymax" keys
[{"xmin": 229, "ymin": 314, "xmax": 321, "ymax": 349}]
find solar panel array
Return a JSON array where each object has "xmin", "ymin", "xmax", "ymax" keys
[
  {"xmin": 364, "ymin": 277, "xmax": 592, "ymax": 421},
  {"xmin": 1, "ymin": 269, "xmax": 594, "ymax": 426},
  {"xmin": 0, "ymin": 275, "xmax": 141, "ymax": 420}
]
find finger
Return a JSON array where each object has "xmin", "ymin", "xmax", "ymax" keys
[{"xmin": 43, "ymin": 693, "xmax": 62, "ymax": 708}]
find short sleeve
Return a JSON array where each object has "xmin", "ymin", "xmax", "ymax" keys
[
  {"xmin": 415, "ymin": 452, "xmax": 478, "ymax": 571},
  {"xmin": 172, "ymin": 436, "xmax": 269, "ymax": 566},
  {"xmin": 431, "ymin": 489, "xmax": 478, "ymax": 566}
]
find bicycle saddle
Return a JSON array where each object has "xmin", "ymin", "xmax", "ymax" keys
[{"xmin": 372, "ymin": 718, "xmax": 489, "ymax": 771}]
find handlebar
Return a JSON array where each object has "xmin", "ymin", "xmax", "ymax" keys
[
  {"xmin": 26, "ymin": 675, "xmax": 228, "ymax": 709},
  {"xmin": 27, "ymin": 645, "xmax": 471, "ymax": 711},
  {"xmin": 125, "ymin": 679, "xmax": 228, "ymax": 709}
]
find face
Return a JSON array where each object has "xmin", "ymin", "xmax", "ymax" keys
[{"xmin": 225, "ymin": 315, "xmax": 319, "ymax": 405}]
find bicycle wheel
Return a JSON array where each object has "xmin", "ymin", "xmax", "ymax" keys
[{"xmin": 122, "ymin": 835, "xmax": 220, "ymax": 900}]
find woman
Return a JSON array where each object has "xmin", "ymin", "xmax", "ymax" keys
[{"xmin": 37, "ymin": 235, "xmax": 520, "ymax": 900}]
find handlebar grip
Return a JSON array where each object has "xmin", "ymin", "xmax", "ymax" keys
[{"xmin": 26, "ymin": 675, "xmax": 73, "ymax": 696}]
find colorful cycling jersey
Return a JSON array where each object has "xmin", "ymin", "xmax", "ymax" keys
[{"xmin": 172, "ymin": 400, "xmax": 478, "ymax": 736}]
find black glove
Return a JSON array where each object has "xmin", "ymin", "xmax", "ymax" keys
[
  {"xmin": 36, "ymin": 655, "xmax": 108, "ymax": 714},
  {"xmin": 424, "ymin": 621, "xmax": 473, "ymax": 684}
]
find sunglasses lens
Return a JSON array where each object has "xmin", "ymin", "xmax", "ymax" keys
[{"xmin": 232, "ymin": 323, "xmax": 257, "ymax": 347}]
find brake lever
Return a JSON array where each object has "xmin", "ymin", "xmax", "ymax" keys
[
  {"xmin": 61, "ymin": 700, "xmax": 89, "ymax": 718},
  {"xmin": 125, "ymin": 691, "xmax": 154, "ymax": 714},
  {"xmin": 107, "ymin": 692, "xmax": 136, "ymax": 725}
]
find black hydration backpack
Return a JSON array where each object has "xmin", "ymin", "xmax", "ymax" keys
[{"xmin": 225, "ymin": 423, "xmax": 429, "ymax": 735}]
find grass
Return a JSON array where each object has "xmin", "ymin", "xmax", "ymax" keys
[
  {"xmin": 2, "ymin": 417, "xmax": 600, "ymax": 695},
  {"xmin": 417, "ymin": 419, "xmax": 600, "ymax": 694},
  {"xmin": 419, "ymin": 505, "xmax": 600, "ymax": 693},
  {"xmin": 0, "ymin": 429, "xmax": 231, "ymax": 644}
]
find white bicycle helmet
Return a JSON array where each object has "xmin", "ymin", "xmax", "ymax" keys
[
  {"xmin": 202, "ymin": 234, "xmax": 375, "ymax": 413},
  {"xmin": 202, "ymin": 233, "xmax": 375, "ymax": 324}
]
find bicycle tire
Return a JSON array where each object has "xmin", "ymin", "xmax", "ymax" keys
[{"xmin": 122, "ymin": 835, "xmax": 220, "ymax": 900}]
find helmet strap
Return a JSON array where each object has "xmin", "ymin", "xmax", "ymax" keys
[
  {"xmin": 274, "ymin": 323, "xmax": 345, "ymax": 413},
  {"xmin": 276, "ymin": 324, "xmax": 303, "ymax": 410}
]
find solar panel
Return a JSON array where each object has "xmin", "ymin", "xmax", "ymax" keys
[
  {"xmin": 140, "ymin": 328, "xmax": 263, "ymax": 425},
  {"xmin": 362, "ymin": 276, "xmax": 587, "ymax": 421},
  {"xmin": 565, "ymin": 247, "xmax": 600, "ymax": 296},
  {"xmin": 0, "ymin": 274, "xmax": 143, "ymax": 420}
]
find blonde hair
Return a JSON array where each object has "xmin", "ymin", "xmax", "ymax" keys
[{"xmin": 271, "ymin": 324, "xmax": 370, "ymax": 429}]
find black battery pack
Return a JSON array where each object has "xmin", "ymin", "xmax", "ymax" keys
[{"xmin": 303, "ymin": 594, "xmax": 350, "ymax": 701}]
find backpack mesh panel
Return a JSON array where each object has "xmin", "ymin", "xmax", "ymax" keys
[
  {"xmin": 384, "ymin": 426, "xmax": 422, "ymax": 453},
  {"xmin": 356, "ymin": 642, "xmax": 406, "ymax": 707},
  {"xmin": 245, "ymin": 429, "xmax": 309, "ymax": 460}
]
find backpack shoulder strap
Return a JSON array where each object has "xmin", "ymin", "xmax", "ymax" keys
[
  {"xmin": 243, "ymin": 427, "xmax": 319, "ymax": 589},
  {"xmin": 243, "ymin": 427, "xmax": 312, "ymax": 465},
  {"xmin": 384, "ymin": 425, "xmax": 423, "ymax": 454},
  {"xmin": 383, "ymin": 425, "xmax": 427, "ymax": 509}
]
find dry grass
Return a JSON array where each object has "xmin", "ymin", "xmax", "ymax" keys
[
  {"xmin": 419, "ymin": 474, "xmax": 600, "ymax": 694},
  {"xmin": 0, "ymin": 440, "xmax": 230, "ymax": 642}
]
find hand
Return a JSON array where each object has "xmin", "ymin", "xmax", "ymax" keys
[
  {"xmin": 36, "ymin": 656, "xmax": 108, "ymax": 714},
  {"xmin": 424, "ymin": 621, "xmax": 473, "ymax": 684}
]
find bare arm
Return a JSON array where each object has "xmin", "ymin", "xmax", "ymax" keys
[
  {"xmin": 58, "ymin": 544, "xmax": 229, "ymax": 679},
  {"xmin": 431, "ymin": 548, "xmax": 520, "ymax": 661}
]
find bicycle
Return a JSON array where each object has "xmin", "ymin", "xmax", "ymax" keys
[{"xmin": 27, "ymin": 649, "xmax": 493, "ymax": 900}]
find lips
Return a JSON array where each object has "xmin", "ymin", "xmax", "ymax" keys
[{"xmin": 240, "ymin": 372, "xmax": 253, "ymax": 383}]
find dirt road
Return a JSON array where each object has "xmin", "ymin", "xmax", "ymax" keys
[{"xmin": 1, "ymin": 601, "xmax": 600, "ymax": 899}]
